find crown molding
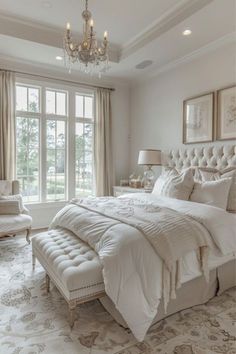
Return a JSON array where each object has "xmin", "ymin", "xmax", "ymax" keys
[
  {"xmin": 0, "ymin": 54, "xmax": 131, "ymax": 88},
  {"xmin": 0, "ymin": 12, "xmax": 120, "ymax": 63},
  {"xmin": 120, "ymin": 0, "xmax": 214, "ymax": 60},
  {"xmin": 140, "ymin": 32, "xmax": 236, "ymax": 81}
]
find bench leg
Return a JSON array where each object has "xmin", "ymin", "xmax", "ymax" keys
[
  {"xmin": 26, "ymin": 228, "xmax": 31, "ymax": 244},
  {"xmin": 32, "ymin": 253, "xmax": 36, "ymax": 270},
  {"xmin": 69, "ymin": 300, "xmax": 77, "ymax": 329},
  {"xmin": 45, "ymin": 273, "xmax": 50, "ymax": 294}
]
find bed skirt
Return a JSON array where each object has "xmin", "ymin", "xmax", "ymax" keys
[{"xmin": 100, "ymin": 259, "xmax": 236, "ymax": 328}]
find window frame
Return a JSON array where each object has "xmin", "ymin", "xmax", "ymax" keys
[{"xmin": 15, "ymin": 77, "xmax": 95, "ymax": 205}]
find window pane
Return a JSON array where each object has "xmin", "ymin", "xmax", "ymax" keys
[
  {"xmin": 47, "ymin": 120, "xmax": 56, "ymax": 148},
  {"xmin": 16, "ymin": 116, "xmax": 40, "ymax": 202},
  {"xmin": 46, "ymin": 90, "xmax": 55, "ymax": 114},
  {"xmin": 56, "ymin": 121, "xmax": 65, "ymax": 148},
  {"xmin": 76, "ymin": 95, "xmax": 83, "ymax": 117},
  {"xmin": 46, "ymin": 119, "xmax": 66, "ymax": 201},
  {"xmin": 75, "ymin": 122, "xmax": 94, "ymax": 197},
  {"xmin": 56, "ymin": 92, "xmax": 66, "ymax": 116},
  {"xmin": 16, "ymin": 86, "xmax": 27, "ymax": 111},
  {"xmin": 28, "ymin": 88, "xmax": 39, "ymax": 113},
  {"xmin": 84, "ymin": 96, "xmax": 93, "ymax": 118}
]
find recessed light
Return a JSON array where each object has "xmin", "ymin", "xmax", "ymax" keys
[
  {"xmin": 182, "ymin": 29, "xmax": 192, "ymax": 36},
  {"xmin": 56, "ymin": 56, "xmax": 63, "ymax": 61},
  {"xmin": 41, "ymin": 1, "xmax": 52, "ymax": 8},
  {"xmin": 135, "ymin": 60, "xmax": 153, "ymax": 70}
]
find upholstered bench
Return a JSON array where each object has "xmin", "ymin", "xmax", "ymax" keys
[{"xmin": 31, "ymin": 228, "xmax": 105, "ymax": 327}]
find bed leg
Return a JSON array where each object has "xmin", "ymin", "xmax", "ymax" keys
[
  {"xmin": 69, "ymin": 301, "xmax": 77, "ymax": 329},
  {"xmin": 45, "ymin": 273, "xmax": 50, "ymax": 294},
  {"xmin": 32, "ymin": 253, "xmax": 36, "ymax": 270}
]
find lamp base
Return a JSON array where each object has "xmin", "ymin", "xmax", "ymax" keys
[{"xmin": 144, "ymin": 166, "xmax": 154, "ymax": 191}]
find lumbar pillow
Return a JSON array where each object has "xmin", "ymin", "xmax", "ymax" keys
[
  {"xmin": 190, "ymin": 178, "xmax": 232, "ymax": 210},
  {"xmin": 195, "ymin": 167, "xmax": 236, "ymax": 212},
  {"xmin": 0, "ymin": 200, "xmax": 21, "ymax": 215},
  {"xmin": 152, "ymin": 168, "xmax": 194, "ymax": 200},
  {"xmin": 0, "ymin": 194, "xmax": 24, "ymax": 213}
]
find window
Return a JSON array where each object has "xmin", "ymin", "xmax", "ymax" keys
[
  {"xmin": 15, "ymin": 80, "xmax": 95, "ymax": 203},
  {"xmin": 75, "ymin": 94, "xmax": 94, "ymax": 197}
]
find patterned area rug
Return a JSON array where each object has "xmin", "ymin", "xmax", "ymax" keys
[{"xmin": 0, "ymin": 236, "xmax": 235, "ymax": 354}]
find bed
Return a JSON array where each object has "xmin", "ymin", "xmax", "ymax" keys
[{"xmin": 32, "ymin": 144, "xmax": 236, "ymax": 342}]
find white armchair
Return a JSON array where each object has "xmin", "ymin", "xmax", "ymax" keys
[{"xmin": 0, "ymin": 180, "xmax": 32, "ymax": 243}]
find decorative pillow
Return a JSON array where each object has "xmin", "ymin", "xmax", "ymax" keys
[
  {"xmin": 221, "ymin": 168, "xmax": 236, "ymax": 213},
  {"xmin": 0, "ymin": 181, "xmax": 12, "ymax": 196},
  {"xmin": 152, "ymin": 168, "xmax": 194, "ymax": 200},
  {"xmin": 0, "ymin": 200, "xmax": 21, "ymax": 215},
  {"xmin": 190, "ymin": 178, "xmax": 232, "ymax": 210},
  {"xmin": 194, "ymin": 167, "xmax": 220, "ymax": 182},
  {"xmin": 195, "ymin": 167, "xmax": 236, "ymax": 212},
  {"xmin": 0, "ymin": 194, "xmax": 24, "ymax": 213}
]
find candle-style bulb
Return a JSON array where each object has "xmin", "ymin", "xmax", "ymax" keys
[
  {"xmin": 90, "ymin": 19, "xmax": 94, "ymax": 28},
  {"xmin": 66, "ymin": 22, "xmax": 71, "ymax": 30},
  {"xmin": 104, "ymin": 31, "xmax": 108, "ymax": 40}
]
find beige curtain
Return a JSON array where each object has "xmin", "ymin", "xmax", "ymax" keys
[
  {"xmin": 0, "ymin": 71, "xmax": 16, "ymax": 180},
  {"xmin": 95, "ymin": 88, "xmax": 114, "ymax": 196}
]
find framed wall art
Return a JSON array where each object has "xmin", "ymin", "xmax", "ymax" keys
[
  {"xmin": 183, "ymin": 92, "xmax": 214, "ymax": 144},
  {"xmin": 217, "ymin": 85, "xmax": 236, "ymax": 140}
]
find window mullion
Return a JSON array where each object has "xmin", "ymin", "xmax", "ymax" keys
[
  {"xmin": 41, "ymin": 86, "xmax": 47, "ymax": 202},
  {"xmin": 68, "ymin": 89, "xmax": 75, "ymax": 201}
]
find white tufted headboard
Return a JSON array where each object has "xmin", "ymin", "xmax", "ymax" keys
[{"xmin": 163, "ymin": 145, "xmax": 236, "ymax": 170}]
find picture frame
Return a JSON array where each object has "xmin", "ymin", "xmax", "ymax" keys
[
  {"xmin": 217, "ymin": 85, "xmax": 236, "ymax": 141},
  {"xmin": 183, "ymin": 92, "xmax": 214, "ymax": 144}
]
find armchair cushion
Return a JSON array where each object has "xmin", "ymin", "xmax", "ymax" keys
[
  {"xmin": 0, "ymin": 200, "xmax": 21, "ymax": 215},
  {"xmin": 0, "ymin": 214, "xmax": 32, "ymax": 236}
]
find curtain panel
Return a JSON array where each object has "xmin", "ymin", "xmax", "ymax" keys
[
  {"xmin": 0, "ymin": 71, "xmax": 16, "ymax": 180},
  {"xmin": 95, "ymin": 88, "xmax": 114, "ymax": 196}
]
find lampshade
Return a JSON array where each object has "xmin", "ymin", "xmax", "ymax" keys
[{"xmin": 138, "ymin": 149, "xmax": 162, "ymax": 166}]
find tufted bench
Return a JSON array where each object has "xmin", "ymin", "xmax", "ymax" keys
[{"xmin": 31, "ymin": 228, "xmax": 105, "ymax": 327}]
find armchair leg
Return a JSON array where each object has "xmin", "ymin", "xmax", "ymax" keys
[{"xmin": 26, "ymin": 228, "xmax": 31, "ymax": 244}]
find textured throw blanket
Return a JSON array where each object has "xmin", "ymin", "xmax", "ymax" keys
[{"xmin": 50, "ymin": 194, "xmax": 236, "ymax": 341}]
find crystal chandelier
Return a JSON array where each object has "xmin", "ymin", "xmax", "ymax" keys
[{"xmin": 64, "ymin": 0, "xmax": 109, "ymax": 75}]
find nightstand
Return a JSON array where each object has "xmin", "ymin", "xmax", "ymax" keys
[{"xmin": 113, "ymin": 186, "xmax": 150, "ymax": 197}]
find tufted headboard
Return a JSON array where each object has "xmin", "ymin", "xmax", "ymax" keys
[{"xmin": 163, "ymin": 145, "xmax": 236, "ymax": 170}]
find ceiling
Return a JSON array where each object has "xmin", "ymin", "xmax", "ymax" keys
[{"xmin": 0, "ymin": 0, "xmax": 235, "ymax": 83}]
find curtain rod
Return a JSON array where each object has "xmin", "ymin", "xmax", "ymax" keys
[{"xmin": 1, "ymin": 69, "xmax": 115, "ymax": 92}]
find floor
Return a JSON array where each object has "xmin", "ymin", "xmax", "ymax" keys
[{"xmin": 0, "ymin": 235, "xmax": 235, "ymax": 354}]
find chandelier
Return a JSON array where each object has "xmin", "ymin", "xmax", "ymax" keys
[{"xmin": 64, "ymin": 0, "xmax": 109, "ymax": 76}]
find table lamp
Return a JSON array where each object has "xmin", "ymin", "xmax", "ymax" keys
[{"xmin": 138, "ymin": 149, "xmax": 162, "ymax": 191}]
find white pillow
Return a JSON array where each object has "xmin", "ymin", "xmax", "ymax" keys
[
  {"xmin": 220, "ymin": 168, "xmax": 236, "ymax": 213},
  {"xmin": 152, "ymin": 168, "xmax": 194, "ymax": 201},
  {"xmin": 195, "ymin": 167, "xmax": 236, "ymax": 212},
  {"xmin": 190, "ymin": 178, "xmax": 232, "ymax": 210},
  {"xmin": 0, "ymin": 194, "xmax": 24, "ymax": 213},
  {"xmin": 194, "ymin": 167, "xmax": 220, "ymax": 182}
]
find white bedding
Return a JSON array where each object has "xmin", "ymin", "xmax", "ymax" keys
[{"xmin": 50, "ymin": 193, "xmax": 236, "ymax": 341}]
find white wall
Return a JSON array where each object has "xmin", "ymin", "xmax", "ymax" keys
[{"xmin": 130, "ymin": 43, "xmax": 236, "ymax": 174}]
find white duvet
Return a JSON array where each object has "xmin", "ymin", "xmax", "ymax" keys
[{"xmin": 50, "ymin": 193, "xmax": 236, "ymax": 341}]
